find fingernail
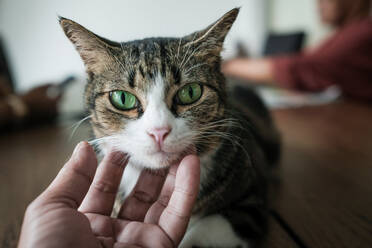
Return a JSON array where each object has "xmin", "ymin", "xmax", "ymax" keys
[
  {"xmin": 107, "ymin": 150, "xmax": 129, "ymax": 167},
  {"xmin": 72, "ymin": 141, "xmax": 85, "ymax": 156}
]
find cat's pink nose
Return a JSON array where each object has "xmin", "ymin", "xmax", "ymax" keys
[{"xmin": 147, "ymin": 127, "xmax": 172, "ymax": 147}]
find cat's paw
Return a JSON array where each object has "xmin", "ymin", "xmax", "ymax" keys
[{"xmin": 179, "ymin": 214, "xmax": 250, "ymax": 248}]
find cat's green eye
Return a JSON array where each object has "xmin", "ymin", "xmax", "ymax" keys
[
  {"xmin": 177, "ymin": 83, "xmax": 202, "ymax": 105},
  {"xmin": 109, "ymin": 91, "xmax": 137, "ymax": 110}
]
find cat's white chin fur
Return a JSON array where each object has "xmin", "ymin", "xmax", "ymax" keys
[
  {"xmin": 100, "ymin": 140, "xmax": 195, "ymax": 170},
  {"xmin": 126, "ymin": 149, "xmax": 188, "ymax": 169}
]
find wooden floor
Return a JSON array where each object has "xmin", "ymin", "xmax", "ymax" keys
[{"xmin": 1, "ymin": 100, "xmax": 372, "ymax": 247}]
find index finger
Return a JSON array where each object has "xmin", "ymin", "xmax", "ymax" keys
[
  {"xmin": 41, "ymin": 142, "xmax": 97, "ymax": 208},
  {"xmin": 79, "ymin": 150, "xmax": 128, "ymax": 215},
  {"xmin": 158, "ymin": 155, "xmax": 200, "ymax": 245}
]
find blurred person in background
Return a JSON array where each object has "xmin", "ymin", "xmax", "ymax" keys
[
  {"xmin": 0, "ymin": 39, "xmax": 62, "ymax": 129},
  {"xmin": 223, "ymin": 0, "xmax": 372, "ymax": 101}
]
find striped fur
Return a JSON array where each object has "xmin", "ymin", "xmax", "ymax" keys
[{"xmin": 60, "ymin": 8, "xmax": 280, "ymax": 247}]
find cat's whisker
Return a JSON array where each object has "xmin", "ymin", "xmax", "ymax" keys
[
  {"xmin": 68, "ymin": 115, "xmax": 91, "ymax": 130},
  {"xmin": 88, "ymin": 135, "xmax": 114, "ymax": 147},
  {"xmin": 197, "ymin": 123, "xmax": 235, "ymax": 131},
  {"xmin": 181, "ymin": 42, "xmax": 205, "ymax": 69},
  {"xmin": 68, "ymin": 115, "xmax": 92, "ymax": 141},
  {"xmin": 198, "ymin": 117, "xmax": 242, "ymax": 126},
  {"xmin": 176, "ymin": 37, "xmax": 183, "ymax": 62},
  {"xmin": 184, "ymin": 62, "xmax": 208, "ymax": 75},
  {"xmin": 195, "ymin": 121, "xmax": 242, "ymax": 133},
  {"xmin": 120, "ymin": 43, "xmax": 125, "ymax": 54},
  {"xmin": 191, "ymin": 123, "xmax": 248, "ymax": 152},
  {"xmin": 107, "ymin": 48, "xmax": 126, "ymax": 73},
  {"xmin": 179, "ymin": 33, "xmax": 198, "ymax": 68}
]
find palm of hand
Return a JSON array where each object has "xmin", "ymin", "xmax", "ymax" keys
[{"xmin": 19, "ymin": 143, "xmax": 200, "ymax": 248}]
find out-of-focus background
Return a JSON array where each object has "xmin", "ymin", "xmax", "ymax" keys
[
  {"xmin": 1, "ymin": 1, "xmax": 372, "ymax": 248},
  {"xmin": 0, "ymin": 0, "xmax": 329, "ymax": 113}
]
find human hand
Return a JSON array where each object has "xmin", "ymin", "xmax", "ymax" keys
[
  {"xmin": 18, "ymin": 142, "xmax": 200, "ymax": 248},
  {"xmin": 222, "ymin": 58, "xmax": 274, "ymax": 83},
  {"xmin": 221, "ymin": 58, "xmax": 249, "ymax": 76},
  {"xmin": 20, "ymin": 84, "xmax": 62, "ymax": 119}
]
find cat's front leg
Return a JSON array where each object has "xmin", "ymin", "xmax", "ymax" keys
[{"xmin": 179, "ymin": 214, "xmax": 250, "ymax": 248}]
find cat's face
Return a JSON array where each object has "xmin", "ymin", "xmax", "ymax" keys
[{"xmin": 61, "ymin": 8, "xmax": 239, "ymax": 169}]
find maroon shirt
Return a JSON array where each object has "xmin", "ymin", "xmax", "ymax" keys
[{"xmin": 273, "ymin": 18, "xmax": 372, "ymax": 100}]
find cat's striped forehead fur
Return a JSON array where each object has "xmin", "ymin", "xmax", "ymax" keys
[{"xmin": 60, "ymin": 8, "xmax": 239, "ymax": 169}]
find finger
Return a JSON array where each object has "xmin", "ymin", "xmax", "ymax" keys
[
  {"xmin": 118, "ymin": 169, "xmax": 166, "ymax": 221},
  {"xmin": 113, "ymin": 242, "xmax": 142, "ymax": 248},
  {"xmin": 97, "ymin": 237, "xmax": 143, "ymax": 248},
  {"xmin": 97, "ymin": 236, "xmax": 114, "ymax": 248},
  {"xmin": 158, "ymin": 155, "xmax": 200, "ymax": 246},
  {"xmin": 79, "ymin": 150, "xmax": 128, "ymax": 215},
  {"xmin": 144, "ymin": 164, "xmax": 177, "ymax": 224},
  {"xmin": 115, "ymin": 221, "xmax": 173, "ymax": 248},
  {"xmin": 145, "ymin": 146, "xmax": 198, "ymax": 223},
  {"xmin": 86, "ymin": 213, "xmax": 122, "ymax": 237},
  {"xmin": 42, "ymin": 142, "xmax": 97, "ymax": 208},
  {"xmin": 87, "ymin": 214, "xmax": 173, "ymax": 248}
]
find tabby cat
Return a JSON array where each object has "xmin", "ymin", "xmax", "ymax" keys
[{"xmin": 60, "ymin": 8, "xmax": 280, "ymax": 247}]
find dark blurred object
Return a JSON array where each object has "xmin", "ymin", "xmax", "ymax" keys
[
  {"xmin": 0, "ymin": 84, "xmax": 62, "ymax": 133},
  {"xmin": 0, "ymin": 35, "xmax": 76, "ymax": 131},
  {"xmin": 20, "ymin": 84, "xmax": 62, "ymax": 123},
  {"xmin": 227, "ymin": 32, "xmax": 307, "ymax": 119},
  {"xmin": 229, "ymin": 31, "xmax": 306, "ymax": 97},
  {"xmin": 0, "ymin": 37, "xmax": 14, "ymax": 92},
  {"xmin": 45, "ymin": 75, "xmax": 77, "ymax": 99},
  {"xmin": 57, "ymin": 75, "xmax": 76, "ymax": 90},
  {"xmin": 0, "ymin": 38, "xmax": 68, "ymax": 131},
  {"xmin": 235, "ymin": 41, "xmax": 250, "ymax": 58},
  {"xmin": 263, "ymin": 32, "xmax": 306, "ymax": 56}
]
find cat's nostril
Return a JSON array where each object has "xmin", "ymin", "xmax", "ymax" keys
[{"xmin": 147, "ymin": 127, "xmax": 172, "ymax": 146}]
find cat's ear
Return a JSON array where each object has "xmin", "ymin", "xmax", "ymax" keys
[
  {"xmin": 183, "ymin": 8, "xmax": 239, "ymax": 56},
  {"xmin": 59, "ymin": 17, "xmax": 118, "ymax": 75}
]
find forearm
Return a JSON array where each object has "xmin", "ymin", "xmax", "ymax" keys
[
  {"xmin": 240, "ymin": 58, "xmax": 275, "ymax": 82},
  {"xmin": 222, "ymin": 58, "xmax": 277, "ymax": 85}
]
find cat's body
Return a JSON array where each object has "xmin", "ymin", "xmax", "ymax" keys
[
  {"xmin": 117, "ymin": 99, "xmax": 279, "ymax": 247},
  {"xmin": 60, "ymin": 8, "xmax": 280, "ymax": 247}
]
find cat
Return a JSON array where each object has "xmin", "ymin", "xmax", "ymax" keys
[{"xmin": 60, "ymin": 8, "xmax": 280, "ymax": 248}]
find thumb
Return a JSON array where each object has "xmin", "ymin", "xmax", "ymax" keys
[{"xmin": 40, "ymin": 142, "xmax": 98, "ymax": 209}]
